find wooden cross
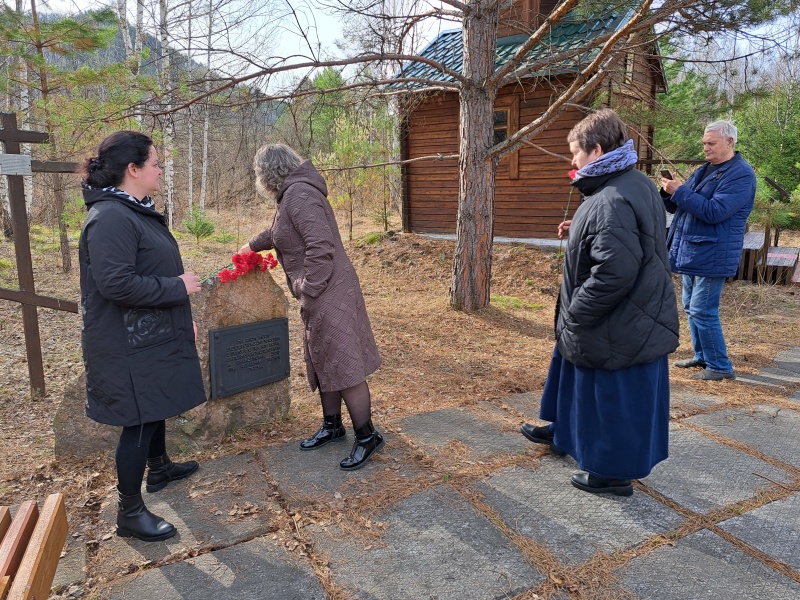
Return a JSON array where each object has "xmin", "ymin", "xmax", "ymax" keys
[{"xmin": 0, "ymin": 112, "xmax": 78, "ymax": 397}]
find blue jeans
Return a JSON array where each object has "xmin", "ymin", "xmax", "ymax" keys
[{"xmin": 681, "ymin": 275, "xmax": 733, "ymax": 374}]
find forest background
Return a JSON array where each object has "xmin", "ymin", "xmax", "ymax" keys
[{"xmin": 1, "ymin": 0, "xmax": 800, "ymax": 297}]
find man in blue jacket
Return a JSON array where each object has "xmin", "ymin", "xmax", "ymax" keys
[{"xmin": 660, "ymin": 121, "xmax": 756, "ymax": 381}]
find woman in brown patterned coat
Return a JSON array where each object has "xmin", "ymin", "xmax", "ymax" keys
[{"xmin": 241, "ymin": 144, "xmax": 384, "ymax": 470}]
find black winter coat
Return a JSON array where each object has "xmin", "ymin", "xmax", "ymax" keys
[
  {"xmin": 556, "ymin": 166, "xmax": 679, "ymax": 370},
  {"xmin": 79, "ymin": 189, "xmax": 206, "ymax": 426}
]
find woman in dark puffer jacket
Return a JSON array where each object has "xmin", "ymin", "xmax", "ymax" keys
[
  {"xmin": 80, "ymin": 131, "xmax": 206, "ymax": 541},
  {"xmin": 520, "ymin": 109, "xmax": 679, "ymax": 496}
]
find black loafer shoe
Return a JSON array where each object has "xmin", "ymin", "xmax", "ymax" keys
[
  {"xmin": 689, "ymin": 369, "xmax": 736, "ymax": 381},
  {"xmin": 674, "ymin": 358, "xmax": 706, "ymax": 369},
  {"xmin": 571, "ymin": 472, "xmax": 633, "ymax": 497},
  {"xmin": 520, "ymin": 423, "xmax": 566, "ymax": 457}
]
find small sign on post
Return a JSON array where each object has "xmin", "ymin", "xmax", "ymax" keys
[
  {"xmin": 208, "ymin": 318, "xmax": 290, "ymax": 399},
  {"xmin": 0, "ymin": 154, "xmax": 32, "ymax": 176}
]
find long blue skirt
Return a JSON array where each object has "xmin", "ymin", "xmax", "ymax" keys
[{"xmin": 539, "ymin": 346, "xmax": 670, "ymax": 479}]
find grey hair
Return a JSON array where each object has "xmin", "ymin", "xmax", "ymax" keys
[
  {"xmin": 253, "ymin": 143, "xmax": 303, "ymax": 197},
  {"xmin": 705, "ymin": 120, "xmax": 737, "ymax": 144}
]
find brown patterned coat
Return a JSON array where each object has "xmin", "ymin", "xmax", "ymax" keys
[{"xmin": 249, "ymin": 160, "xmax": 381, "ymax": 392}]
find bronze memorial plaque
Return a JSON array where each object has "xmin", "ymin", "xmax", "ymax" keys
[{"xmin": 208, "ymin": 318, "xmax": 290, "ymax": 399}]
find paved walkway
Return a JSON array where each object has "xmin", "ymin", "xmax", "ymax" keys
[{"xmin": 53, "ymin": 350, "xmax": 800, "ymax": 599}]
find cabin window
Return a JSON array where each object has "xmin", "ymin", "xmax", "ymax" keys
[{"xmin": 493, "ymin": 110, "xmax": 508, "ymax": 145}]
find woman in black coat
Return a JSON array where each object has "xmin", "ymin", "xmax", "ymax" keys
[
  {"xmin": 79, "ymin": 131, "xmax": 206, "ymax": 541},
  {"xmin": 520, "ymin": 109, "xmax": 679, "ymax": 496}
]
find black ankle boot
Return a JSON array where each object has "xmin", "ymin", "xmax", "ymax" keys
[
  {"xmin": 300, "ymin": 413, "xmax": 346, "ymax": 450},
  {"xmin": 146, "ymin": 453, "xmax": 199, "ymax": 493},
  {"xmin": 340, "ymin": 420, "xmax": 385, "ymax": 471},
  {"xmin": 117, "ymin": 490, "xmax": 176, "ymax": 542}
]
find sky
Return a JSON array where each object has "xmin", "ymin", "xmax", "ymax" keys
[{"xmin": 27, "ymin": 0, "xmax": 344, "ymax": 68}]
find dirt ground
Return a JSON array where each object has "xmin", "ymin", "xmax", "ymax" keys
[{"xmin": 1, "ymin": 207, "xmax": 799, "ymax": 596}]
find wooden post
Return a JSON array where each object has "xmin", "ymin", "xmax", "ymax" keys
[
  {"xmin": 0, "ymin": 113, "xmax": 78, "ymax": 398},
  {"xmin": 0, "ymin": 113, "xmax": 48, "ymax": 397}
]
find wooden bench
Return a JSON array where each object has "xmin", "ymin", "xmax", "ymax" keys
[{"xmin": 0, "ymin": 493, "xmax": 67, "ymax": 600}]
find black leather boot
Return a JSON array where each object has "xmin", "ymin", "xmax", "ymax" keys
[
  {"xmin": 300, "ymin": 413, "xmax": 346, "ymax": 450},
  {"xmin": 146, "ymin": 453, "xmax": 199, "ymax": 493},
  {"xmin": 340, "ymin": 420, "xmax": 385, "ymax": 471},
  {"xmin": 117, "ymin": 490, "xmax": 176, "ymax": 542}
]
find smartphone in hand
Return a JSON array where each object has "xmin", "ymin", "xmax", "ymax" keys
[{"xmin": 660, "ymin": 169, "xmax": 673, "ymax": 180}]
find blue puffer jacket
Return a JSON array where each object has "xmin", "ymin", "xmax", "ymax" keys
[{"xmin": 663, "ymin": 152, "xmax": 755, "ymax": 277}]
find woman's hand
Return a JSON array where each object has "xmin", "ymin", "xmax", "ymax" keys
[
  {"xmin": 557, "ymin": 220, "xmax": 572, "ymax": 239},
  {"xmin": 239, "ymin": 243, "xmax": 252, "ymax": 254},
  {"xmin": 179, "ymin": 272, "xmax": 201, "ymax": 295}
]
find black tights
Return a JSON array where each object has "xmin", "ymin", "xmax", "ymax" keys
[
  {"xmin": 319, "ymin": 381, "xmax": 372, "ymax": 430},
  {"xmin": 116, "ymin": 420, "xmax": 166, "ymax": 496}
]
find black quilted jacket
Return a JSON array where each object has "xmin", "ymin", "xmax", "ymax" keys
[
  {"xmin": 79, "ymin": 189, "xmax": 205, "ymax": 426},
  {"xmin": 556, "ymin": 166, "xmax": 679, "ymax": 370}
]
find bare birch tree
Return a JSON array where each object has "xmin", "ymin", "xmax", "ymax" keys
[{"xmin": 159, "ymin": 0, "xmax": 176, "ymax": 227}]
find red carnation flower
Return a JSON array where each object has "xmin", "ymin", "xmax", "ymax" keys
[
  {"xmin": 568, "ymin": 169, "xmax": 578, "ymax": 180},
  {"xmin": 217, "ymin": 250, "xmax": 278, "ymax": 283},
  {"xmin": 217, "ymin": 268, "xmax": 238, "ymax": 282}
]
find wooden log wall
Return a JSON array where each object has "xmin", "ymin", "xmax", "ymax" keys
[{"xmin": 402, "ymin": 83, "xmax": 587, "ymax": 239}]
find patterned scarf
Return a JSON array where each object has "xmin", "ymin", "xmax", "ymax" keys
[
  {"xmin": 573, "ymin": 139, "xmax": 638, "ymax": 181},
  {"xmin": 83, "ymin": 184, "xmax": 156, "ymax": 210}
]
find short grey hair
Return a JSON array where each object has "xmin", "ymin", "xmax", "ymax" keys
[
  {"xmin": 705, "ymin": 120, "xmax": 737, "ymax": 144},
  {"xmin": 253, "ymin": 143, "xmax": 303, "ymax": 197}
]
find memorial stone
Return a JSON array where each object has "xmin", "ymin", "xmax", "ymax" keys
[
  {"xmin": 53, "ymin": 267, "xmax": 291, "ymax": 457},
  {"xmin": 175, "ymin": 267, "xmax": 291, "ymax": 449}
]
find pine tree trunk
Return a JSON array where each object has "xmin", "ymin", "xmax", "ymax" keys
[
  {"xmin": 449, "ymin": 1, "xmax": 499, "ymax": 312},
  {"xmin": 31, "ymin": 0, "xmax": 70, "ymax": 271}
]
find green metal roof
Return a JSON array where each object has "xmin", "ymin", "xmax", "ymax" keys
[{"xmin": 397, "ymin": 9, "xmax": 634, "ymax": 84}]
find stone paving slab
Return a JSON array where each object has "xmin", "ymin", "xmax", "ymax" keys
[
  {"xmin": 737, "ymin": 366, "xmax": 800, "ymax": 388},
  {"xmin": 775, "ymin": 347, "xmax": 800, "ymax": 369},
  {"xmin": 670, "ymin": 385, "xmax": 723, "ymax": 409},
  {"xmin": 736, "ymin": 373, "xmax": 788, "ymax": 388},
  {"xmin": 498, "ymin": 391, "xmax": 542, "ymax": 418},
  {"xmin": 644, "ymin": 424, "xmax": 794, "ymax": 514},
  {"xmin": 686, "ymin": 403, "xmax": 800, "ymax": 469},
  {"xmin": 475, "ymin": 459, "xmax": 684, "ymax": 565},
  {"xmin": 717, "ymin": 493, "xmax": 800, "ymax": 571},
  {"xmin": 397, "ymin": 403, "xmax": 526, "ymax": 458},
  {"xmin": 619, "ymin": 528, "xmax": 800, "ymax": 599},
  {"xmin": 306, "ymin": 485, "xmax": 543, "ymax": 599},
  {"xmin": 94, "ymin": 453, "xmax": 277, "ymax": 581},
  {"xmin": 104, "ymin": 537, "xmax": 326, "ymax": 599},
  {"xmin": 52, "ymin": 537, "xmax": 86, "ymax": 589},
  {"xmin": 257, "ymin": 431, "xmax": 427, "ymax": 511}
]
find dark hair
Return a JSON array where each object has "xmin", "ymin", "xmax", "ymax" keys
[
  {"xmin": 567, "ymin": 108, "xmax": 627, "ymax": 154},
  {"xmin": 81, "ymin": 131, "xmax": 153, "ymax": 188}
]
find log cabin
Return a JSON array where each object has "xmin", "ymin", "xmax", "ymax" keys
[{"xmin": 397, "ymin": 1, "xmax": 666, "ymax": 239}]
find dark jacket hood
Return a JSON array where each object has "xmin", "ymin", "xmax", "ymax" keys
[{"xmin": 277, "ymin": 160, "xmax": 328, "ymax": 202}]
